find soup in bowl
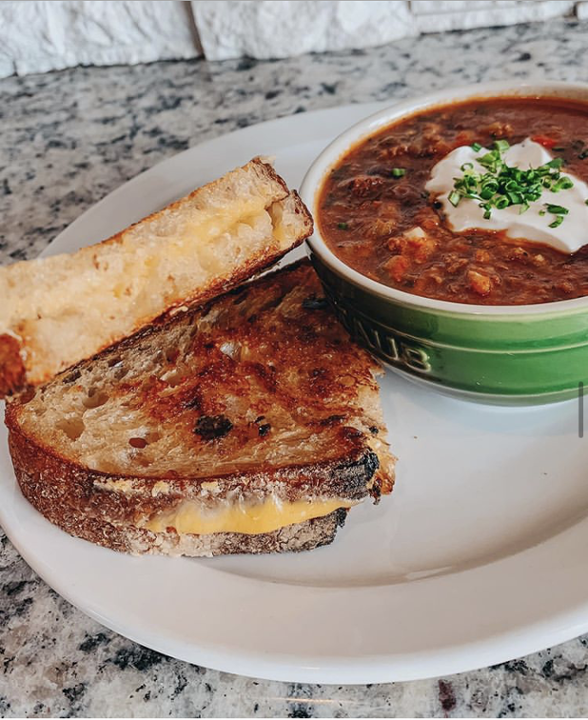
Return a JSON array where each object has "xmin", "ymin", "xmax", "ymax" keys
[{"xmin": 300, "ymin": 82, "xmax": 588, "ymax": 404}]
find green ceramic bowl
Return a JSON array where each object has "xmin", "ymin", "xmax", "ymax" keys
[{"xmin": 300, "ymin": 81, "xmax": 588, "ymax": 405}]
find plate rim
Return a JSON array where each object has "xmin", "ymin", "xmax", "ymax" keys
[{"xmin": 2, "ymin": 103, "xmax": 588, "ymax": 684}]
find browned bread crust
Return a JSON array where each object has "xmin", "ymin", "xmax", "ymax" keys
[
  {"xmin": 0, "ymin": 159, "xmax": 312, "ymax": 397},
  {"xmin": 0, "ymin": 335, "xmax": 25, "ymax": 399},
  {"xmin": 8, "ymin": 415, "xmax": 376, "ymax": 525},
  {"xmin": 10, "ymin": 423, "xmax": 347, "ymax": 555},
  {"xmin": 6, "ymin": 260, "xmax": 395, "ymax": 556}
]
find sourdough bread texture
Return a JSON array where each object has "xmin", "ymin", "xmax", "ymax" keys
[
  {"xmin": 6, "ymin": 260, "xmax": 395, "ymax": 556},
  {"xmin": 9, "ymin": 425, "xmax": 348, "ymax": 557},
  {"xmin": 0, "ymin": 159, "xmax": 312, "ymax": 397}
]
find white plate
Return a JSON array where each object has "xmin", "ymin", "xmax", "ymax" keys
[{"xmin": 2, "ymin": 103, "xmax": 588, "ymax": 684}]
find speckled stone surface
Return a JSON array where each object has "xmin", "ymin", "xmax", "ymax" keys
[{"xmin": 2, "ymin": 18, "xmax": 588, "ymax": 718}]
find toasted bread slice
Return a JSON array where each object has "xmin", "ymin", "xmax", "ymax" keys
[
  {"xmin": 0, "ymin": 159, "xmax": 312, "ymax": 398},
  {"xmin": 6, "ymin": 260, "xmax": 395, "ymax": 557}
]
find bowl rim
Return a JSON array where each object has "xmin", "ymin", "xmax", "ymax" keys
[{"xmin": 300, "ymin": 80, "xmax": 588, "ymax": 318}]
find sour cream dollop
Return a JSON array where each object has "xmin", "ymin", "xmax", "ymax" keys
[{"xmin": 425, "ymin": 138, "xmax": 588, "ymax": 254}]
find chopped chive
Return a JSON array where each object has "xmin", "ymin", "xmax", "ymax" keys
[
  {"xmin": 553, "ymin": 177, "xmax": 574, "ymax": 192},
  {"xmin": 553, "ymin": 146, "xmax": 566, "ymax": 152},
  {"xmin": 494, "ymin": 139, "xmax": 510, "ymax": 153},
  {"xmin": 448, "ymin": 139, "xmax": 576, "ymax": 228},
  {"xmin": 508, "ymin": 192, "xmax": 523, "ymax": 205},
  {"xmin": 546, "ymin": 204, "xmax": 569, "ymax": 215},
  {"xmin": 448, "ymin": 190, "xmax": 461, "ymax": 207},
  {"xmin": 471, "ymin": 142, "xmax": 482, "ymax": 152},
  {"xmin": 478, "ymin": 151, "xmax": 498, "ymax": 168},
  {"xmin": 545, "ymin": 158, "xmax": 564, "ymax": 169},
  {"xmin": 337, "ymin": 222, "xmax": 349, "ymax": 230},
  {"xmin": 482, "ymin": 179, "xmax": 499, "ymax": 193},
  {"xmin": 549, "ymin": 215, "xmax": 564, "ymax": 228},
  {"xmin": 391, "ymin": 168, "xmax": 406, "ymax": 178},
  {"xmin": 585, "ymin": 199, "xmax": 588, "ymax": 206},
  {"xmin": 580, "ymin": 150, "xmax": 588, "ymax": 160}
]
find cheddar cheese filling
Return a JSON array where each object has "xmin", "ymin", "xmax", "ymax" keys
[{"xmin": 143, "ymin": 497, "xmax": 358, "ymax": 535}]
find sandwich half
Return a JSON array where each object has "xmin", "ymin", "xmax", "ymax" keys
[
  {"xmin": 0, "ymin": 158, "xmax": 312, "ymax": 397},
  {"xmin": 6, "ymin": 260, "xmax": 395, "ymax": 556}
]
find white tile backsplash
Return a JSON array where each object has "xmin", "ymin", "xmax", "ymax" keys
[
  {"xmin": 415, "ymin": 0, "xmax": 574, "ymax": 33},
  {"xmin": 0, "ymin": 0, "xmax": 580, "ymax": 77},
  {"xmin": 193, "ymin": 0, "xmax": 416, "ymax": 61},
  {"xmin": 410, "ymin": 1, "xmax": 520, "ymax": 15},
  {"xmin": 0, "ymin": 0, "xmax": 200, "ymax": 78}
]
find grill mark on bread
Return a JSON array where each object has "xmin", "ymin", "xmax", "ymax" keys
[
  {"xmin": 6, "ymin": 260, "xmax": 395, "ymax": 556},
  {"xmin": 258, "ymin": 423, "xmax": 271, "ymax": 437},
  {"xmin": 194, "ymin": 415, "xmax": 233, "ymax": 441}
]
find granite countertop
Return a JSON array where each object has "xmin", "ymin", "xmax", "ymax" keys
[{"xmin": 2, "ymin": 18, "xmax": 588, "ymax": 718}]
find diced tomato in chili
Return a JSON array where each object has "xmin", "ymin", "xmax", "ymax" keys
[
  {"xmin": 318, "ymin": 98, "xmax": 588, "ymax": 305},
  {"xmin": 531, "ymin": 135, "xmax": 557, "ymax": 149}
]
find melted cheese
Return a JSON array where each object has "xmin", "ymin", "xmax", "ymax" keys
[
  {"xmin": 144, "ymin": 497, "xmax": 357, "ymax": 535},
  {"xmin": 0, "ymin": 196, "xmax": 278, "ymax": 359}
]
